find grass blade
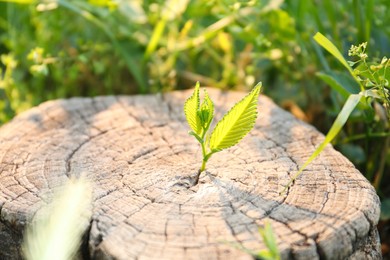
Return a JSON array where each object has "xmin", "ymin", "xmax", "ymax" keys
[
  {"xmin": 280, "ymin": 94, "xmax": 362, "ymax": 194},
  {"xmin": 23, "ymin": 177, "xmax": 92, "ymax": 260},
  {"xmin": 313, "ymin": 32, "xmax": 352, "ymax": 74},
  {"xmin": 313, "ymin": 32, "xmax": 363, "ymax": 91}
]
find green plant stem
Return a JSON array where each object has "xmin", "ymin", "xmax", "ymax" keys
[
  {"xmin": 200, "ymin": 150, "xmax": 216, "ymax": 173},
  {"xmin": 200, "ymin": 141, "xmax": 207, "ymax": 172},
  {"xmin": 199, "ymin": 125, "xmax": 213, "ymax": 172}
]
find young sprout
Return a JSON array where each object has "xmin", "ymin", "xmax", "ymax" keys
[{"xmin": 184, "ymin": 82, "xmax": 261, "ymax": 176}]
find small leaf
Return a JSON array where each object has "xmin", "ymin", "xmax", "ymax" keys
[
  {"xmin": 209, "ymin": 83, "xmax": 261, "ymax": 151},
  {"xmin": 184, "ymin": 82, "xmax": 201, "ymax": 135},
  {"xmin": 198, "ymin": 89, "xmax": 214, "ymax": 131}
]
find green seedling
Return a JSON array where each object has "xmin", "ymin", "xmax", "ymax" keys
[{"xmin": 184, "ymin": 82, "xmax": 261, "ymax": 178}]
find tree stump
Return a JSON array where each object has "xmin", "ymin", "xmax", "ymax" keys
[{"xmin": 0, "ymin": 89, "xmax": 381, "ymax": 259}]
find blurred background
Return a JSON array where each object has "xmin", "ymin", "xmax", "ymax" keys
[{"xmin": 0, "ymin": 0, "xmax": 389, "ymax": 257}]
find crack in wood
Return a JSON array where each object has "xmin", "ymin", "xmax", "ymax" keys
[{"xmin": 65, "ymin": 130, "xmax": 108, "ymax": 178}]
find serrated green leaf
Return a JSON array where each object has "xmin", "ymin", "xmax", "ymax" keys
[
  {"xmin": 184, "ymin": 82, "xmax": 201, "ymax": 135},
  {"xmin": 198, "ymin": 88, "xmax": 214, "ymax": 131},
  {"xmin": 209, "ymin": 83, "xmax": 261, "ymax": 151}
]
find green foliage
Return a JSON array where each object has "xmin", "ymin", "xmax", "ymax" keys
[
  {"xmin": 313, "ymin": 32, "xmax": 358, "ymax": 84},
  {"xmin": 0, "ymin": 0, "xmax": 318, "ymax": 120},
  {"xmin": 184, "ymin": 82, "xmax": 261, "ymax": 173},
  {"xmin": 282, "ymin": 33, "xmax": 390, "ymax": 200},
  {"xmin": 209, "ymin": 83, "xmax": 260, "ymax": 151},
  {"xmin": 348, "ymin": 43, "xmax": 390, "ymax": 118},
  {"xmin": 0, "ymin": 53, "xmax": 24, "ymax": 123},
  {"xmin": 315, "ymin": 34, "xmax": 390, "ymax": 195},
  {"xmin": 184, "ymin": 82, "xmax": 202, "ymax": 135}
]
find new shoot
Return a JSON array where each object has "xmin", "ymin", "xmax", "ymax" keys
[{"xmin": 184, "ymin": 82, "xmax": 261, "ymax": 176}]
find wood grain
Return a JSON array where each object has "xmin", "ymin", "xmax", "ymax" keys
[{"xmin": 0, "ymin": 89, "xmax": 381, "ymax": 259}]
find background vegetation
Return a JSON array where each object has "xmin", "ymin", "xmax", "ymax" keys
[{"xmin": 0, "ymin": 0, "xmax": 389, "ymax": 256}]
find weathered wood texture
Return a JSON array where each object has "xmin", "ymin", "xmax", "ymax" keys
[{"xmin": 0, "ymin": 89, "xmax": 381, "ymax": 259}]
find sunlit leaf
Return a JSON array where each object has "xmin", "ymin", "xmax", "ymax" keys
[
  {"xmin": 197, "ymin": 88, "xmax": 214, "ymax": 131},
  {"xmin": 209, "ymin": 82, "xmax": 261, "ymax": 151},
  {"xmin": 313, "ymin": 32, "xmax": 351, "ymax": 74},
  {"xmin": 313, "ymin": 32, "xmax": 363, "ymax": 90},
  {"xmin": 184, "ymin": 82, "xmax": 201, "ymax": 135}
]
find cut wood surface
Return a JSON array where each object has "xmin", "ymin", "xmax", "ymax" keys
[{"xmin": 0, "ymin": 89, "xmax": 381, "ymax": 259}]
